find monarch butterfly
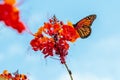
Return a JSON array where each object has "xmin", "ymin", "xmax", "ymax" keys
[{"xmin": 73, "ymin": 14, "xmax": 96, "ymax": 39}]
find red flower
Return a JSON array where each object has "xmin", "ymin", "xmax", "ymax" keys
[
  {"xmin": 30, "ymin": 16, "xmax": 79, "ymax": 64},
  {"xmin": 0, "ymin": 70, "xmax": 28, "ymax": 80},
  {"xmin": 30, "ymin": 37, "xmax": 55, "ymax": 57},
  {"xmin": 55, "ymin": 38, "xmax": 69, "ymax": 63},
  {"xmin": 0, "ymin": 0, "xmax": 26, "ymax": 33},
  {"xmin": 60, "ymin": 25, "xmax": 79, "ymax": 42},
  {"xmin": 43, "ymin": 22, "xmax": 61, "ymax": 36}
]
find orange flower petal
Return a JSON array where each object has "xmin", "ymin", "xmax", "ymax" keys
[{"xmin": 4, "ymin": 0, "xmax": 16, "ymax": 5}]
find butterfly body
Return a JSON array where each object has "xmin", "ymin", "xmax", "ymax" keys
[{"xmin": 73, "ymin": 14, "xmax": 96, "ymax": 39}]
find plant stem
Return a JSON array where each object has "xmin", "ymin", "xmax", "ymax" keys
[
  {"xmin": 50, "ymin": 57, "xmax": 74, "ymax": 80},
  {"xmin": 64, "ymin": 63, "xmax": 73, "ymax": 80}
]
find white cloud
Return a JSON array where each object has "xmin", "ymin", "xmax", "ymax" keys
[
  {"xmin": 58, "ymin": 73, "xmax": 113, "ymax": 80},
  {"xmin": 28, "ymin": 75, "xmax": 37, "ymax": 80},
  {"xmin": 90, "ymin": 35, "xmax": 120, "ymax": 54},
  {"xmin": 25, "ymin": 55, "xmax": 40, "ymax": 63},
  {"xmin": 0, "ymin": 53, "xmax": 4, "ymax": 61},
  {"xmin": 7, "ymin": 43, "xmax": 25, "ymax": 56},
  {"xmin": 96, "ymin": 37, "xmax": 120, "ymax": 48},
  {"xmin": 27, "ymin": 13, "xmax": 46, "ymax": 27}
]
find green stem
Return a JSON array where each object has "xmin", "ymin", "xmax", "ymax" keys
[{"xmin": 64, "ymin": 63, "xmax": 73, "ymax": 80}]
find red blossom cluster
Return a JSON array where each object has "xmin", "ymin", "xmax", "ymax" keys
[
  {"xmin": 0, "ymin": 0, "xmax": 26, "ymax": 33},
  {"xmin": 30, "ymin": 16, "xmax": 79, "ymax": 64},
  {"xmin": 0, "ymin": 70, "xmax": 28, "ymax": 80}
]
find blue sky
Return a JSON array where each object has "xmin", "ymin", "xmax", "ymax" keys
[{"xmin": 0, "ymin": 0, "xmax": 120, "ymax": 80}]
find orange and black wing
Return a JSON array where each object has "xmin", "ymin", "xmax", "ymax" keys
[{"xmin": 73, "ymin": 14, "xmax": 96, "ymax": 39}]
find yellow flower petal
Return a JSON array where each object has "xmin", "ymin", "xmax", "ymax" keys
[
  {"xmin": 3, "ymin": 70, "xmax": 8, "ymax": 75},
  {"xmin": 67, "ymin": 21, "xmax": 73, "ymax": 27}
]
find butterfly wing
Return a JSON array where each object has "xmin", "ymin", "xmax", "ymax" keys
[
  {"xmin": 73, "ymin": 14, "xmax": 96, "ymax": 39},
  {"xmin": 76, "ymin": 25, "xmax": 91, "ymax": 38}
]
